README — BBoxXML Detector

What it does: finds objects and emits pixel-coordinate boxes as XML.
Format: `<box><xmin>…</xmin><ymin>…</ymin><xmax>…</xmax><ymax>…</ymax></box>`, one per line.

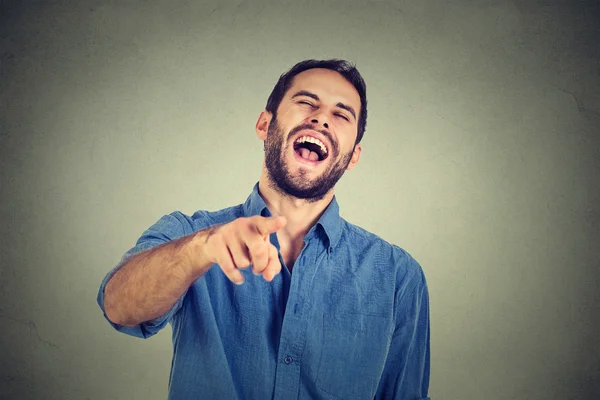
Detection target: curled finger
<box><xmin>262</xmin><ymin>244</ymin><xmax>282</xmax><ymax>282</ymax></box>
<box><xmin>216</xmin><ymin>244</ymin><xmax>245</xmax><ymax>285</ymax></box>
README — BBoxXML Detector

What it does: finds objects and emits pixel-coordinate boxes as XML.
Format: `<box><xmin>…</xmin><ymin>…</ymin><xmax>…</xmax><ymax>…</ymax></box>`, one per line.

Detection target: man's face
<box><xmin>263</xmin><ymin>68</ymin><xmax>362</xmax><ymax>203</ymax></box>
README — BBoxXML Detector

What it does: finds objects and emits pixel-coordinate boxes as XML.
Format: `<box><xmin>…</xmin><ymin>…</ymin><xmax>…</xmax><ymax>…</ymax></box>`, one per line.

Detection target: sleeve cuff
<box><xmin>97</xmin><ymin>254</ymin><xmax>184</xmax><ymax>339</ymax></box>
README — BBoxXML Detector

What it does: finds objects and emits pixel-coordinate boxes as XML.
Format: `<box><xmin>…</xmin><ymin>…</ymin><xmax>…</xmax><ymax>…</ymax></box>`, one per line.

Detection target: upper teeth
<box><xmin>295</xmin><ymin>136</ymin><xmax>327</xmax><ymax>155</ymax></box>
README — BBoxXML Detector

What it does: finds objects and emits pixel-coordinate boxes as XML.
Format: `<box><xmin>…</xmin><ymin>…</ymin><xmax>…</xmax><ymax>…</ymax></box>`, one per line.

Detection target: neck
<box><xmin>258</xmin><ymin>167</ymin><xmax>334</xmax><ymax>243</ymax></box>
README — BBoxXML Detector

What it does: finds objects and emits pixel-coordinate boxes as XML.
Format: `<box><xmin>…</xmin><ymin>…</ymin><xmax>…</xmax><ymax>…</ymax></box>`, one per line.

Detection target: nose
<box><xmin>311</xmin><ymin>117</ymin><xmax>329</xmax><ymax>130</ymax></box>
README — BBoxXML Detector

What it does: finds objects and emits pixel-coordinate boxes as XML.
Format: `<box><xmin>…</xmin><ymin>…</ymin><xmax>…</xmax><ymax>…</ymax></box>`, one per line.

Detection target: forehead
<box><xmin>286</xmin><ymin>68</ymin><xmax>361</xmax><ymax>111</ymax></box>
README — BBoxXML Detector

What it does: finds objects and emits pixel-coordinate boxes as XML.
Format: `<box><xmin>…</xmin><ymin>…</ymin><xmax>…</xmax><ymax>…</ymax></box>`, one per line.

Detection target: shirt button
<box><xmin>283</xmin><ymin>356</ymin><xmax>293</xmax><ymax>364</ymax></box>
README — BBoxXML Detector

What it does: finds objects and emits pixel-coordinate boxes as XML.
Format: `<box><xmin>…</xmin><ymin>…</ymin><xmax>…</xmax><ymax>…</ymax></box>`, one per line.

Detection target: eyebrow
<box><xmin>291</xmin><ymin>90</ymin><xmax>357</xmax><ymax>121</ymax></box>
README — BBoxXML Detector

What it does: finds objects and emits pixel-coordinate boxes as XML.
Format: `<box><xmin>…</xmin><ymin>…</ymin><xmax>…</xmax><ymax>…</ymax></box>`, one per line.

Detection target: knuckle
<box><xmin>252</xmin><ymin>249</ymin><xmax>267</xmax><ymax>260</ymax></box>
<box><xmin>234</xmin><ymin>256</ymin><xmax>250</xmax><ymax>268</ymax></box>
<box><xmin>248</xmin><ymin>242</ymin><xmax>265</xmax><ymax>256</ymax></box>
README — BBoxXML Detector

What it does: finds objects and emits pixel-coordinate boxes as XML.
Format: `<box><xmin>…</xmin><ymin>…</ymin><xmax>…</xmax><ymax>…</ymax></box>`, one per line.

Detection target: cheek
<box><xmin>343</xmin><ymin>142</ymin><xmax>358</xmax><ymax>159</ymax></box>
<box><xmin>288</xmin><ymin>109</ymin><xmax>313</xmax><ymax>125</ymax></box>
<box><xmin>338</xmin><ymin>130</ymin><xmax>357</xmax><ymax>150</ymax></box>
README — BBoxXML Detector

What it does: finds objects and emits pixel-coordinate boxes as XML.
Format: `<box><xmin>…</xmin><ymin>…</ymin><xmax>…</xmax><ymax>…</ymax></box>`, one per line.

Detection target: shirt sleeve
<box><xmin>375</xmin><ymin>254</ymin><xmax>431</xmax><ymax>400</ymax></box>
<box><xmin>96</xmin><ymin>211</ymin><xmax>192</xmax><ymax>339</ymax></box>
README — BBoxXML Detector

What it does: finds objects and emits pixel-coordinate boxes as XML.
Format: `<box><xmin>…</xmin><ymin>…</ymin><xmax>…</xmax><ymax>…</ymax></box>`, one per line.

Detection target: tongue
<box><xmin>300</xmin><ymin>147</ymin><xmax>319</xmax><ymax>162</ymax></box>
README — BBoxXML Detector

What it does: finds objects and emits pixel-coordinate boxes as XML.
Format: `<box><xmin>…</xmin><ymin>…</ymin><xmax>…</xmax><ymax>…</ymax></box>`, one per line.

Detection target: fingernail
<box><xmin>234</xmin><ymin>278</ymin><xmax>245</xmax><ymax>285</ymax></box>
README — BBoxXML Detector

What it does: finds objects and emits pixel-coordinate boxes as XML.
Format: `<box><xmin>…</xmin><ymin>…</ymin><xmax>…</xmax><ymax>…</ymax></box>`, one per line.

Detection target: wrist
<box><xmin>186</xmin><ymin>229</ymin><xmax>216</xmax><ymax>278</ymax></box>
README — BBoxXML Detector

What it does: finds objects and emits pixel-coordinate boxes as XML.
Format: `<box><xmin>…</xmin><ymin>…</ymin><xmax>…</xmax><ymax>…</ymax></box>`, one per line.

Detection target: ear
<box><xmin>345</xmin><ymin>143</ymin><xmax>362</xmax><ymax>171</ymax></box>
<box><xmin>256</xmin><ymin>110</ymin><xmax>272</xmax><ymax>141</ymax></box>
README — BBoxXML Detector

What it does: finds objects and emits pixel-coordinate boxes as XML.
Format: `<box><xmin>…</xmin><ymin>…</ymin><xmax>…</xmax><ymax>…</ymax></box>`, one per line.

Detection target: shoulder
<box><xmin>340</xmin><ymin>219</ymin><xmax>426</xmax><ymax>285</ymax></box>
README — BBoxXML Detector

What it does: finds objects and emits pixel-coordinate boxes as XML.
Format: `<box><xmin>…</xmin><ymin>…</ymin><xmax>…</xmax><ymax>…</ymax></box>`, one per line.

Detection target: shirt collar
<box><xmin>243</xmin><ymin>182</ymin><xmax>343</xmax><ymax>252</ymax></box>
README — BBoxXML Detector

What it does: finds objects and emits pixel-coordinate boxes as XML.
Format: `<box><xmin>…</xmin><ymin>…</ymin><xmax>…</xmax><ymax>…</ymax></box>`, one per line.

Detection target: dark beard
<box><xmin>264</xmin><ymin>117</ymin><xmax>354</xmax><ymax>203</ymax></box>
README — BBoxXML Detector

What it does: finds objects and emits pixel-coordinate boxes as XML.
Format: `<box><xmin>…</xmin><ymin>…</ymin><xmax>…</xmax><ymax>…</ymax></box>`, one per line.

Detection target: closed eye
<box><xmin>298</xmin><ymin>100</ymin><xmax>349</xmax><ymax>121</ymax></box>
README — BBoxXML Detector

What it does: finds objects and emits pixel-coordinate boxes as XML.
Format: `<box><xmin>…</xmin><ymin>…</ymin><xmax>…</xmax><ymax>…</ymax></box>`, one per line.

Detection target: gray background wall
<box><xmin>1</xmin><ymin>0</ymin><xmax>599</xmax><ymax>399</ymax></box>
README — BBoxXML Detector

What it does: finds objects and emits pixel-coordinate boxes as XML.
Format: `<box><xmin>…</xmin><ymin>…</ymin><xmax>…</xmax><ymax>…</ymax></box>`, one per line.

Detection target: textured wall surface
<box><xmin>1</xmin><ymin>1</ymin><xmax>599</xmax><ymax>399</ymax></box>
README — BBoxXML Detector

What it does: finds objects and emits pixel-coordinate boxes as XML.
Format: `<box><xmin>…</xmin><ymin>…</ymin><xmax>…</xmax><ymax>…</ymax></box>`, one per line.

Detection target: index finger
<box><xmin>252</xmin><ymin>215</ymin><xmax>287</xmax><ymax>236</ymax></box>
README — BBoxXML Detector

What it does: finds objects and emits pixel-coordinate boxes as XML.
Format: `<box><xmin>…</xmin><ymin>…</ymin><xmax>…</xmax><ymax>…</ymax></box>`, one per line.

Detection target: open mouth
<box><xmin>293</xmin><ymin>136</ymin><xmax>329</xmax><ymax>163</ymax></box>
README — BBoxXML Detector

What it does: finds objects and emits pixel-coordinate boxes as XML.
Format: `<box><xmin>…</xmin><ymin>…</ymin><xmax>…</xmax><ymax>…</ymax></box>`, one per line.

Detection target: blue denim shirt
<box><xmin>97</xmin><ymin>183</ymin><xmax>430</xmax><ymax>400</ymax></box>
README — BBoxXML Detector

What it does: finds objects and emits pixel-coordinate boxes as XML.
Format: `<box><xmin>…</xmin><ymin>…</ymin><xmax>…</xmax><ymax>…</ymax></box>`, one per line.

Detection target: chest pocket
<box><xmin>316</xmin><ymin>313</ymin><xmax>391</xmax><ymax>399</ymax></box>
